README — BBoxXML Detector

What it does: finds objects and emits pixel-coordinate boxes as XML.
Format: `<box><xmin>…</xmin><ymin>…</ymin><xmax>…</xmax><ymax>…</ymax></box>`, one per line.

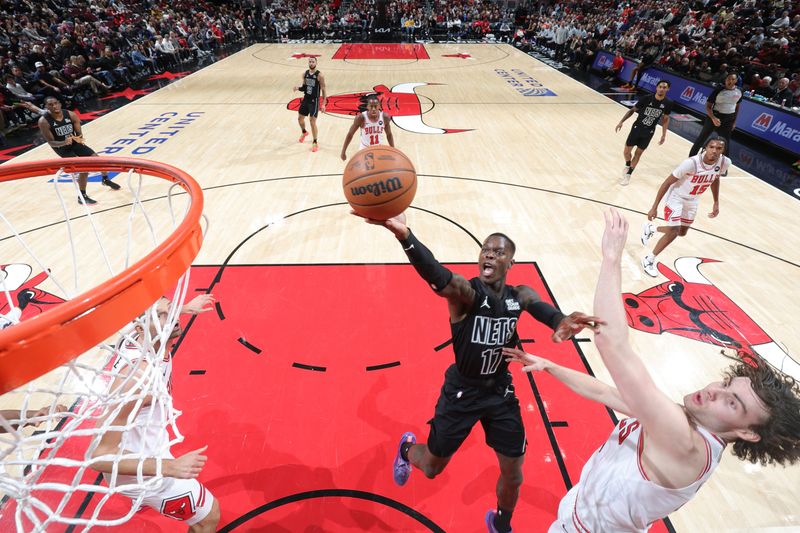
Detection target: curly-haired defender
<box><xmin>505</xmin><ymin>209</ymin><xmax>800</xmax><ymax>533</ymax></box>
<box><xmin>721</xmin><ymin>352</ymin><xmax>800</xmax><ymax>466</ymax></box>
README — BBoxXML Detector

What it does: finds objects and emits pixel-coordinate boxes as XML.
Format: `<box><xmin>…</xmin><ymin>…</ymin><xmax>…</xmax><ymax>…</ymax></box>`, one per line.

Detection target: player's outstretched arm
<box><xmin>593</xmin><ymin>209</ymin><xmax>695</xmax><ymax>452</ymax></box>
<box><xmin>503</xmin><ymin>347</ymin><xmax>631</xmax><ymax>415</ymax></box>
<box><xmin>354</xmin><ymin>211</ymin><xmax>475</xmax><ymax>316</ymax></box>
<box><xmin>384</xmin><ymin>112</ymin><xmax>395</xmax><ymax>147</ymax></box>
<box><xmin>517</xmin><ymin>285</ymin><xmax>602</xmax><ymax>343</ymax></box>
<box><xmin>341</xmin><ymin>115</ymin><xmax>363</xmax><ymax>161</ymax></box>
<box><xmin>182</xmin><ymin>294</ymin><xmax>216</xmax><ymax>315</ymax></box>
<box><xmin>0</xmin><ymin>405</ymin><xmax>67</xmax><ymax>433</ymax></box>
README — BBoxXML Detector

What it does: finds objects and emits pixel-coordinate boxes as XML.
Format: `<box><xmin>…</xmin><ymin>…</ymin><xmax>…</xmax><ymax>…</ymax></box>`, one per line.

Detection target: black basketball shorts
<box><xmin>52</xmin><ymin>143</ymin><xmax>96</xmax><ymax>158</ymax></box>
<box><xmin>298</xmin><ymin>97</ymin><xmax>319</xmax><ymax>117</ymax></box>
<box><xmin>426</xmin><ymin>364</ymin><xmax>527</xmax><ymax>458</ymax></box>
<box><xmin>625</xmin><ymin>125</ymin><xmax>655</xmax><ymax>150</ymax></box>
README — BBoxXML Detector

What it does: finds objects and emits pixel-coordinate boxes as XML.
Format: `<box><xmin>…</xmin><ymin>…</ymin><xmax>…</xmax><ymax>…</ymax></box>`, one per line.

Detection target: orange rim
<box><xmin>0</xmin><ymin>157</ymin><xmax>203</xmax><ymax>394</ymax></box>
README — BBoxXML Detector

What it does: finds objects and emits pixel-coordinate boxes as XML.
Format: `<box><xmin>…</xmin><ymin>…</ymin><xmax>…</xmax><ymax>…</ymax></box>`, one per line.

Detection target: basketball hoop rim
<box><xmin>0</xmin><ymin>157</ymin><xmax>204</xmax><ymax>395</ymax></box>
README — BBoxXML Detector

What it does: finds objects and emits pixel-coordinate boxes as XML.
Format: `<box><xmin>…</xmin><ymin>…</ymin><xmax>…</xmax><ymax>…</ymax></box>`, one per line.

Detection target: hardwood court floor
<box><xmin>1</xmin><ymin>43</ymin><xmax>799</xmax><ymax>532</ymax></box>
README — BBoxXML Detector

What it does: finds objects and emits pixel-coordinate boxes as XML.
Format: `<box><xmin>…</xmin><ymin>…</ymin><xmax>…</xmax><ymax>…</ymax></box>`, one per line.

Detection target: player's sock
<box><xmin>400</xmin><ymin>441</ymin><xmax>412</xmax><ymax>461</ymax></box>
<box><xmin>313</xmin><ymin>139</ymin><xmax>318</xmax><ymax>143</ymax></box>
<box><xmin>302</xmin><ymin>128</ymin><xmax>307</xmax><ymax>134</ymax></box>
<box><xmin>625</xmin><ymin>160</ymin><xmax>631</xmax><ymax>167</ymax></box>
<box><xmin>627</xmin><ymin>166</ymin><xmax>634</xmax><ymax>175</ymax></box>
<box><xmin>493</xmin><ymin>507</ymin><xmax>512</xmax><ymax>533</ymax></box>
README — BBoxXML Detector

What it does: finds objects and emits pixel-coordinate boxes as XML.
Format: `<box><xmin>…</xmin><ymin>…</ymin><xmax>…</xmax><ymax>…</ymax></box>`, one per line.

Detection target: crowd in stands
<box><xmin>1</xmin><ymin>0</ymin><xmax>250</xmax><ymax>144</ymax></box>
<box><xmin>4</xmin><ymin>0</ymin><xmax>799</xmax><ymax>146</ymax></box>
<box><xmin>517</xmin><ymin>0</ymin><xmax>800</xmax><ymax>108</ymax></box>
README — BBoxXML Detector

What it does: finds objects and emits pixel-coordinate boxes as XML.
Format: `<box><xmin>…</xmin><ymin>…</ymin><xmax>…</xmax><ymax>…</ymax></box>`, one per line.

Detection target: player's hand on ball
<box><xmin>503</xmin><ymin>347</ymin><xmax>551</xmax><ymax>372</ymax></box>
<box><xmin>351</xmin><ymin>210</ymin><xmax>408</xmax><ymax>237</ymax></box>
<box><xmin>167</xmin><ymin>446</ymin><xmax>208</xmax><ymax>479</ymax></box>
<box><xmin>552</xmin><ymin>312</ymin><xmax>605</xmax><ymax>343</ymax></box>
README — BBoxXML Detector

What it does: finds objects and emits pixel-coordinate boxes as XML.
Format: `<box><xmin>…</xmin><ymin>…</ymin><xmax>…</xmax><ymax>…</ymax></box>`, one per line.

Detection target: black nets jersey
<box><xmin>632</xmin><ymin>95</ymin><xmax>673</xmax><ymax>132</ymax></box>
<box><xmin>303</xmin><ymin>70</ymin><xmax>321</xmax><ymax>100</ymax></box>
<box><xmin>450</xmin><ymin>278</ymin><xmax>523</xmax><ymax>379</ymax></box>
<box><xmin>45</xmin><ymin>112</ymin><xmax>75</xmax><ymax>141</ymax></box>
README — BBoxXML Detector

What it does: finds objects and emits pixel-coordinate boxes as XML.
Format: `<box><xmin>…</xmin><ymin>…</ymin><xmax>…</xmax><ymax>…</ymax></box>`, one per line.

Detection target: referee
<box><xmin>689</xmin><ymin>72</ymin><xmax>741</xmax><ymax>156</ymax></box>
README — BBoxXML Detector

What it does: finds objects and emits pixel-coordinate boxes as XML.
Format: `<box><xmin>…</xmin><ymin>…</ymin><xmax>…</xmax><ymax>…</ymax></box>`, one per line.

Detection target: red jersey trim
<box><xmin>572</xmin><ymin>493</ymin><xmax>592</xmax><ymax>533</ymax></box>
<box><xmin>636</xmin><ymin>430</ymin><xmax>650</xmax><ymax>481</ymax></box>
<box><xmin>638</xmin><ymin>429</ymin><xmax>715</xmax><ymax>484</ymax></box>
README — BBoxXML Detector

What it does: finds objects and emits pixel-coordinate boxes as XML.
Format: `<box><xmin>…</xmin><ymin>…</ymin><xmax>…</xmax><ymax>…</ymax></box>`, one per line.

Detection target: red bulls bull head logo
<box><xmin>288</xmin><ymin>83</ymin><xmax>471</xmax><ymax>134</ymax></box>
<box><xmin>0</xmin><ymin>264</ymin><xmax>65</xmax><ymax>325</ymax></box>
<box><xmin>623</xmin><ymin>257</ymin><xmax>799</xmax><ymax>380</ymax></box>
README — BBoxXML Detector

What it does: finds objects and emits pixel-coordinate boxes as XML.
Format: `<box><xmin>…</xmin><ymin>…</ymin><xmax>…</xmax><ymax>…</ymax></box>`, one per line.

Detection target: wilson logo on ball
<box><xmin>343</xmin><ymin>145</ymin><xmax>417</xmax><ymax>220</ymax></box>
<box><xmin>349</xmin><ymin>177</ymin><xmax>404</xmax><ymax>197</ymax></box>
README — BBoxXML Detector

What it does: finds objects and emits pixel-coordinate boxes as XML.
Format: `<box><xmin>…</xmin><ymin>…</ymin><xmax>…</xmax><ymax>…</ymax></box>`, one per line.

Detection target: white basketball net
<box><xmin>0</xmin><ymin>167</ymin><xmax>200</xmax><ymax>531</ymax></box>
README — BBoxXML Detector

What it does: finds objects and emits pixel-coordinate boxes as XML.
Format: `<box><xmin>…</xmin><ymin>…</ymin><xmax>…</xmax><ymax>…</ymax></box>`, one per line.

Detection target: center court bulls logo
<box><xmin>288</xmin><ymin>82</ymin><xmax>471</xmax><ymax>135</ymax></box>
<box><xmin>0</xmin><ymin>264</ymin><xmax>65</xmax><ymax>322</ymax></box>
<box><xmin>623</xmin><ymin>257</ymin><xmax>799</xmax><ymax>379</ymax></box>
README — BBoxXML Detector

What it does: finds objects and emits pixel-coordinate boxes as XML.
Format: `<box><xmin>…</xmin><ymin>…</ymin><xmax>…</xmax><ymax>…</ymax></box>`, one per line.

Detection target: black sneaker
<box><xmin>78</xmin><ymin>194</ymin><xmax>97</xmax><ymax>205</ymax></box>
<box><xmin>102</xmin><ymin>177</ymin><xmax>121</xmax><ymax>190</ymax></box>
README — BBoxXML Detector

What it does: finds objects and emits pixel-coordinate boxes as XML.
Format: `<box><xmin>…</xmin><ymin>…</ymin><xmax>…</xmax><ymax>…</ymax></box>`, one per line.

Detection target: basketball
<box><xmin>343</xmin><ymin>145</ymin><xmax>417</xmax><ymax>220</ymax></box>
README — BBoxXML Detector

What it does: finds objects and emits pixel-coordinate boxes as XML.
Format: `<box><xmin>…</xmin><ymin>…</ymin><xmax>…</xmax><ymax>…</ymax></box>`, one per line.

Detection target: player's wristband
<box><xmin>399</xmin><ymin>229</ymin><xmax>453</xmax><ymax>292</ymax></box>
<box><xmin>526</xmin><ymin>301</ymin><xmax>565</xmax><ymax>331</ymax></box>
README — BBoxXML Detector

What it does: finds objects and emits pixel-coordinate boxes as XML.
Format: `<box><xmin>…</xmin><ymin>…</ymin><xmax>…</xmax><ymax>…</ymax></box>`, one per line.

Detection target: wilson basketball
<box><xmin>343</xmin><ymin>145</ymin><xmax>417</xmax><ymax>220</ymax></box>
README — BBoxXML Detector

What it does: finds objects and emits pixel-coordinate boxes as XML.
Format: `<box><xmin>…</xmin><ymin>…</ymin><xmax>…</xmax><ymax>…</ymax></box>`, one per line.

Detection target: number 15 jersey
<box><xmin>450</xmin><ymin>278</ymin><xmax>523</xmax><ymax>379</ymax></box>
<box><xmin>669</xmin><ymin>154</ymin><xmax>730</xmax><ymax>200</ymax></box>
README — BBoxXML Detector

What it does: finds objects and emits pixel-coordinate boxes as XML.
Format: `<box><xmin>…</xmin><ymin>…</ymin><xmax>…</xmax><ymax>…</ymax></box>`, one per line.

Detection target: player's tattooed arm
<box><xmin>518</xmin><ymin>285</ymin><xmax>602</xmax><ymax>342</ymax></box>
<box><xmin>440</xmin><ymin>273</ymin><xmax>476</xmax><ymax>321</ymax></box>
<box><xmin>355</xmin><ymin>210</ymin><xmax>474</xmax><ymax>316</ymax></box>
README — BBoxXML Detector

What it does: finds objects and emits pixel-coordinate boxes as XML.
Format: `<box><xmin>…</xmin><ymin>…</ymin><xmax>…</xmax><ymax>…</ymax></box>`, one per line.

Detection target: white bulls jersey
<box><xmin>359</xmin><ymin>111</ymin><xmax>386</xmax><ymax>149</ymax></box>
<box><xmin>668</xmin><ymin>154</ymin><xmax>730</xmax><ymax>200</ymax></box>
<box><xmin>107</xmin><ymin>340</ymin><xmax>175</xmax><ymax>491</ymax></box>
<box><xmin>551</xmin><ymin>418</ymin><xmax>725</xmax><ymax>533</ymax></box>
